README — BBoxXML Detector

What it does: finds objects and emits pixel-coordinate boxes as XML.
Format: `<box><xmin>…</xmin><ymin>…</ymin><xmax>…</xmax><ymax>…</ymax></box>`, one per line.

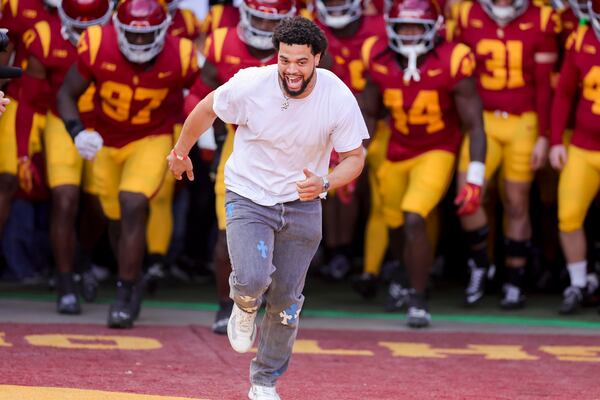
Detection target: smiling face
<box><xmin>277</xmin><ymin>42</ymin><xmax>321</xmax><ymax>98</ymax></box>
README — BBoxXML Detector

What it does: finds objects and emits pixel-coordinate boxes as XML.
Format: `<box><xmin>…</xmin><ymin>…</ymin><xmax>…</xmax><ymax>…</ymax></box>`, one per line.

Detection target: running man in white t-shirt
<box><xmin>167</xmin><ymin>16</ymin><xmax>367</xmax><ymax>400</ymax></box>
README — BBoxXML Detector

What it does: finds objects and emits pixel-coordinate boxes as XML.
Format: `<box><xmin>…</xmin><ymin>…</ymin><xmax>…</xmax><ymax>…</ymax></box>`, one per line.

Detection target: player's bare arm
<box><xmin>453</xmin><ymin>76</ymin><xmax>487</xmax><ymax>216</ymax></box>
<box><xmin>358</xmin><ymin>77</ymin><xmax>382</xmax><ymax>143</ymax></box>
<box><xmin>168</xmin><ymin>91</ymin><xmax>218</xmax><ymax>181</ymax></box>
<box><xmin>57</xmin><ymin>64</ymin><xmax>92</xmax><ymax>136</ymax></box>
<box><xmin>297</xmin><ymin>145</ymin><xmax>366</xmax><ymax>201</ymax></box>
<box><xmin>453</xmin><ymin>76</ymin><xmax>486</xmax><ymax>165</ymax></box>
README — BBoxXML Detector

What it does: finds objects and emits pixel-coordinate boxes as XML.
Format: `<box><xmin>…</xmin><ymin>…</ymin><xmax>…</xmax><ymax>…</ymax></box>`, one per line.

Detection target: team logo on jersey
<box><xmin>519</xmin><ymin>22</ymin><xmax>534</xmax><ymax>31</ymax></box>
<box><xmin>470</xmin><ymin>19</ymin><xmax>483</xmax><ymax>28</ymax></box>
<box><xmin>158</xmin><ymin>71</ymin><xmax>172</xmax><ymax>78</ymax></box>
<box><xmin>101</xmin><ymin>62</ymin><xmax>116</xmax><ymax>71</ymax></box>
<box><xmin>583</xmin><ymin>45</ymin><xmax>597</xmax><ymax>54</ymax></box>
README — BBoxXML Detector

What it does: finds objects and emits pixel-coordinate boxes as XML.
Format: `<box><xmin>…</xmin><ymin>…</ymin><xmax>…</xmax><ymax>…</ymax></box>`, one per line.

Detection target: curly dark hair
<box><xmin>272</xmin><ymin>16</ymin><xmax>328</xmax><ymax>56</ymax></box>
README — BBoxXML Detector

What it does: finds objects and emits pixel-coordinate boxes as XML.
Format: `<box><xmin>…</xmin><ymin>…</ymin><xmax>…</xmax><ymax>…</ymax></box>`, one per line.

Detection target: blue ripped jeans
<box><xmin>225</xmin><ymin>190</ymin><xmax>322</xmax><ymax>387</ymax></box>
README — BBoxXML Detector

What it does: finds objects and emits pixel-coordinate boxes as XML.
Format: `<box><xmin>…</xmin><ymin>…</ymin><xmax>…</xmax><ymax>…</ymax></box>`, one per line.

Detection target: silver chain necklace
<box><xmin>281</xmin><ymin>95</ymin><xmax>290</xmax><ymax>111</ymax></box>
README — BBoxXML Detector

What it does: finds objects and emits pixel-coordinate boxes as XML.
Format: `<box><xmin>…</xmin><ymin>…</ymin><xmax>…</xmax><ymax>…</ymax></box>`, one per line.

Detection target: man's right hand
<box><xmin>167</xmin><ymin>149</ymin><xmax>194</xmax><ymax>181</ymax></box>
<box><xmin>549</xmin><ymin>144</ymin><xmax>568</xmax><ymax>171</ymax></box>
<box><xmin>74</xmin><ymin>130</ymin><xmax>103</xmax><ymax>160</ymax></box>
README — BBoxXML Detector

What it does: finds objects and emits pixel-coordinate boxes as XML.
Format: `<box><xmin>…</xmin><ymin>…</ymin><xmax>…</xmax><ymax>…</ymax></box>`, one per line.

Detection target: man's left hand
<box><xmin>530</xmin><ymin>137</ymin><xmax>549</xmax><ymax>170</ymax></box>
<box><xmin>296</xmin><ymin>168</ymin><xmax>323</xmax><ymax>201</ymax></box>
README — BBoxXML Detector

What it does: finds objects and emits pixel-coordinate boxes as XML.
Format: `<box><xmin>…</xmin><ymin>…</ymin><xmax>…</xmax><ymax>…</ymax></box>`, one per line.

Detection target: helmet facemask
<box><xmin>569</xmin><ymin>0</ymin><xmax>589</xmax><ymax>20</ymax></box>
<box><xmin>479</xmin><ymin>0</ymin><xmax>529</xmax><ymax>25</ymax></box>
<box><xmin>59</xmin><ymin>1</ymin><xmax>114</xmax><ymax>46</ymax></box>
<box><xmin>238</xmin><ymin>1</ymin><xmax>295</xmax><ymax>50</ymax></box>
<box><xmin>315</xmin><ymin>0</ymin><xmax>362</xmax><ymax>29</ymax></box>
<box><xmin>113</xmin><ymin>12</ymin><xmax>172</xmax><ymax>63</ymax></box>
<box><xmin>386</xmin><ymin>17</ymin><xmax>442</xmax><ymax>81</ymax></box>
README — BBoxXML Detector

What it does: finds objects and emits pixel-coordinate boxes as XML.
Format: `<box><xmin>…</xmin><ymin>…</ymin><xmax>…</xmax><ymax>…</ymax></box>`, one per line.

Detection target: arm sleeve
<box><xmin>212</xmin><ymin>68</ymin><xmax>250</xmax><ymax>125</ymax></box>
<box><xmin>550</xmin><ymin>41</ymin><xmax>579</xmax><ymax>146</ymax></box>
<box><xmin>330</xmin><ymin>92</ymin><xmax>370</xmax><ymax>153</ymax></box>
<box><xmin>534</xmin><ymin>10</ymin><xmax>560</xmax><ymax>139</ymax></box>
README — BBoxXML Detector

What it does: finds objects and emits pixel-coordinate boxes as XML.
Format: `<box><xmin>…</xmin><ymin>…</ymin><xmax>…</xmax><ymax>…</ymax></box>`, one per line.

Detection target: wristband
<box><xmin>65</xmin><ymin>119</ymin><xmax>85</xmax><ymax>140</ymax></box>
<box><xmin>466</xmin><ymin>161</ymin><xmax>485</xmax><ymax>186</ymax></box>
<box><xmin>321</xmin><ymin>175</ymin><xmax>330</xmax><ymax>193</ymax></box>
<box><xmin>171</xmin><ymin>149</ymin><xmax>188</xmax><ymax>161</ymax></box>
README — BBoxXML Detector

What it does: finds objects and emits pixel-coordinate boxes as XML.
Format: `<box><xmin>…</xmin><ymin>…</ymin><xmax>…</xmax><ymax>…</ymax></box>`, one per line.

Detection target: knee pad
<box><xmin>466</xmin><ymin>226</ymin><xmax>489</xmax><ymax>248</ymax></box>
<box><xmin>504</xmin><ymin>239</ymin><xmax>530</xmax><ymax>259</ymax></box>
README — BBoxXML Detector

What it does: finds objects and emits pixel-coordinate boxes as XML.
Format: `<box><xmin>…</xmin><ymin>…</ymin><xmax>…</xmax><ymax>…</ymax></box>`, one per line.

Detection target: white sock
<box><xmin>567</xmin><ymin>261</ymin><xmax>587</xmax><ymax>288</ymax></box>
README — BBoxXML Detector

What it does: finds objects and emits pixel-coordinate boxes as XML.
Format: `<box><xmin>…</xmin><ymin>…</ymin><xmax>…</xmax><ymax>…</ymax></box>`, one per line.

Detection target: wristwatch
<box><xmin>321</xmin><ymin>175</ymin><xmax>330</xmax><ymax>193</ymax></box>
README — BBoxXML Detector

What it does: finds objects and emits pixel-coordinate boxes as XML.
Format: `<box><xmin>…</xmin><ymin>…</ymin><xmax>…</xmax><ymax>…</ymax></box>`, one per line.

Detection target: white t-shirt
<box><xmin>213</xmin><ymin>64</ymin><xmax>369</xmax><ymax>206</ymax></box>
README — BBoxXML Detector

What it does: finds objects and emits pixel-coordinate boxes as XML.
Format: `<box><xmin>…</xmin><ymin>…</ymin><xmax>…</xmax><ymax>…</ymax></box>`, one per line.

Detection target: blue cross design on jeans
<box><xmin>280</xmin><ymin>304</ymin><xmax>300</xmax><ymax>326</ymax></box>
<box><xmin>225</xmin><ymin>203</ymin><xmax>235</xmax><ymax>218</ymax></box>
<box><xmin>257</xmin><ymin>240</ymin><xmax>268</xmax><ymax>259</ymax></box>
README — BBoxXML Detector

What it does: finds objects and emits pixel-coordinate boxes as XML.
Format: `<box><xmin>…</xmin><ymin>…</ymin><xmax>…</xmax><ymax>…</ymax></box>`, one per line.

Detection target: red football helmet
<box><xmin>590</xmin><ymin>0</ymin><xmax>600</xmax><ymax>40</ymax></box>
<box><xmin>385</xmin><ymin>0</ymin><xmax>442</xmax><ymax>55</ymax></box>
<box><xmin>113</xmin><ymin>0</ymin><xmax>172</xmax><ymax>63</ymax></box>
<box><xmin>478</xmin><ymin>0</ymin><xmax>529</xmax><ymax>25</ymax></box>
<box><xmin>315</xmin><ymin>0</ymin><xmax>363</xmax><ymax>29</ymax></box>
<box><xmin>238</xmin><ymin>0</ymin><xmax>296</xmax><ymax>50</ymax></box>
<box><xmin>59</xmin><ymin>0</ymin><xmax>114</xmax><ymax>45</ymax></box>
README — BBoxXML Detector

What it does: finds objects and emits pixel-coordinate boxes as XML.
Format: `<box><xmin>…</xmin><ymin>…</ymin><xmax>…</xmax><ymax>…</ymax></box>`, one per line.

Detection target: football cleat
<box><xmin>406</xmin><ymin>291</ymin><xmax>431</xmax><ymax>328</ymax></box>
<box><xmin>464</xmin><ymin>259</ymin><xmax>487</xmax><ymax>306</ymax></box>
<box><xmin>107</xmin><ymin>301</ymin><xmax>134</xmax><ymax>329</ymax></box>
<box><xmin>57</xmin><ymin>293</ymin><xmax>81</xmax><ymax>315</ymax></box>
<box><xmin>351</xmin><ymin>272</ymin><xmax>378</xmax><ymax>299</ymax></box>
<box><xmin>559</xmin><ymin>286</ymin><xmax>583</xmax><ymax>315</ymax></box>
<box><xmin>384</xmin><ymin>281</ymin><xmax>409</xmax><ymax>312</ymax></box>
<box><xmin>80</xmin><ymin>270</ymin><xmax>98</xmax><ymax>303</ymax></box>
<box><xmin>500</xmin><ymin>284</ymin><xmax>526</xmax><ymax>310</ymax></box>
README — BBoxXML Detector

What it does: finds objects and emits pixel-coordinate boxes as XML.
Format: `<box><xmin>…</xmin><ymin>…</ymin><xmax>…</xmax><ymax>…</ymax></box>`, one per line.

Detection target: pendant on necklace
<box><xmin>281</xmin><ymin>97</ymin><xmax>289</xmax><ymax>111</ymax></box>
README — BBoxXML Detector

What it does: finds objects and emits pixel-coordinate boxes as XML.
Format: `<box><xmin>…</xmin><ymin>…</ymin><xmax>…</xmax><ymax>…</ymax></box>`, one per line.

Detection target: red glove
<box><xmin>454</xmin><ymin>182</ymin><xmax>482</xmax><ymax>216</ymax></box>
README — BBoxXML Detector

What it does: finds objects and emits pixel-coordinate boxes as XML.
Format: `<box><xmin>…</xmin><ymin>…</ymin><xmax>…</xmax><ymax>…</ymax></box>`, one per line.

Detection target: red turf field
<box><xmin>1</xmin><ymin>323</ymin><xmax>599</xmax><ymax>399</ymax></box>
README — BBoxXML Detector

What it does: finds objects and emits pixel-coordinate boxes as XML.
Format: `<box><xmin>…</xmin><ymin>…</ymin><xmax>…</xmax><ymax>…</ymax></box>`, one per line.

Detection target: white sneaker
<box><xmin>227</xmin><ymin>303</ymin><xmax>257</xmax><ymax>353</ymax></box>
<box><xmin>248</xmin><ymin>385</ymin><xmax>280</xmax><ymax>400</ymax></box>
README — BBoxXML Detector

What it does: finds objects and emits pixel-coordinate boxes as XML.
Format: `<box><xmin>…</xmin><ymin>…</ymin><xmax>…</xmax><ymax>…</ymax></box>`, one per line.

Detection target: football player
<box><xmin>313</xmin><ymin>0</ymin><xmax>389</xmax><ymax>293</ymax></box>
<box><xmin>164</xmin><ymin>0</ymin><xmax>202</xmax><ymax>42</ymax></box>
<box><xmin>57</xmin><ymin>0</ymin><xmax>198</xmax><ymax>328</ymax></box>
<box><xmin>192</xmin><ymin>0</ymin><xmax>295</xmax><ymax>334</ymax></box>
<box><xmin>361</xmin><ymin>0</ymin><xmax>486</xmax><ymax>327</ymax></box>
<box><xmin>548</xmin><ymin>3</ymin><xmax>600</xmax><ymax>313</ymax></box>
<box><xmin>455</xmin><ymin>0</ymin><xmax>559</xmax><ymax>308</ymax></box>
<box><xmin>0</xmin><ymin>0</ymin><xmax>54</xmax><ymax>238</ymax></box>
<box><xmin>19</xmin><ymin>0</ymin><xmax>112</xmax><ymax>314</ymax></box>
<box><xmin>201</xmin><ymin>0</ymin><xmax>241</xmax><ymax>36</ymax></box>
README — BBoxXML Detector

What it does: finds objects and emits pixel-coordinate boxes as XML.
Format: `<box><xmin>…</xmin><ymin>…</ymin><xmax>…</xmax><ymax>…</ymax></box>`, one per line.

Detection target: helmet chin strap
<box><xmin>399</xmin><ymin>44</ymin><xmax>426</xmax><ymax>82</ymax></box>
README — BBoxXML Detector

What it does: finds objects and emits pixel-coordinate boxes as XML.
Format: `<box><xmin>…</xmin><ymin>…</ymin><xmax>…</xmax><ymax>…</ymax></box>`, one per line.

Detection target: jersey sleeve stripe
<box><xmin>361</xmin><ymin>35</ymin><xmax>378</xmax><ymax>69</ymax></box>
<box><xmin>8</xmin><ymin>0</ymin><xmax>18</xmax><ymax>18</ymax></box>
<box><xmin>179</xmin><ymin>38</ymin><xmax>193</xmax><ymax>77</ymax></box>
<box><xmin>540</xmin><ymin>6</ymin><xmax>553</xmax><ymax>32</ymax></box>
<box><xmin>87</xmin><ymin>25</ymin><xmax>102</xmax><ymax>66</ymax></box>
<box><xmin>459</xmin><ymin>2</ymin><xmax>473</xmax><ymax>31</ymax></box>
<box><xmin>212</xmin><ymin>27</ymin><xmax>228</xmax><ymax>64</ymax></box>
<box><xmin>182</xmin><ymin>10</ymin><xmax>197</xmax><ymax>35</ymax></box>
<box><xmin>34</xmin><ymin>21</ymin><xmax>51</xmax><ymax>59</ymax></box>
